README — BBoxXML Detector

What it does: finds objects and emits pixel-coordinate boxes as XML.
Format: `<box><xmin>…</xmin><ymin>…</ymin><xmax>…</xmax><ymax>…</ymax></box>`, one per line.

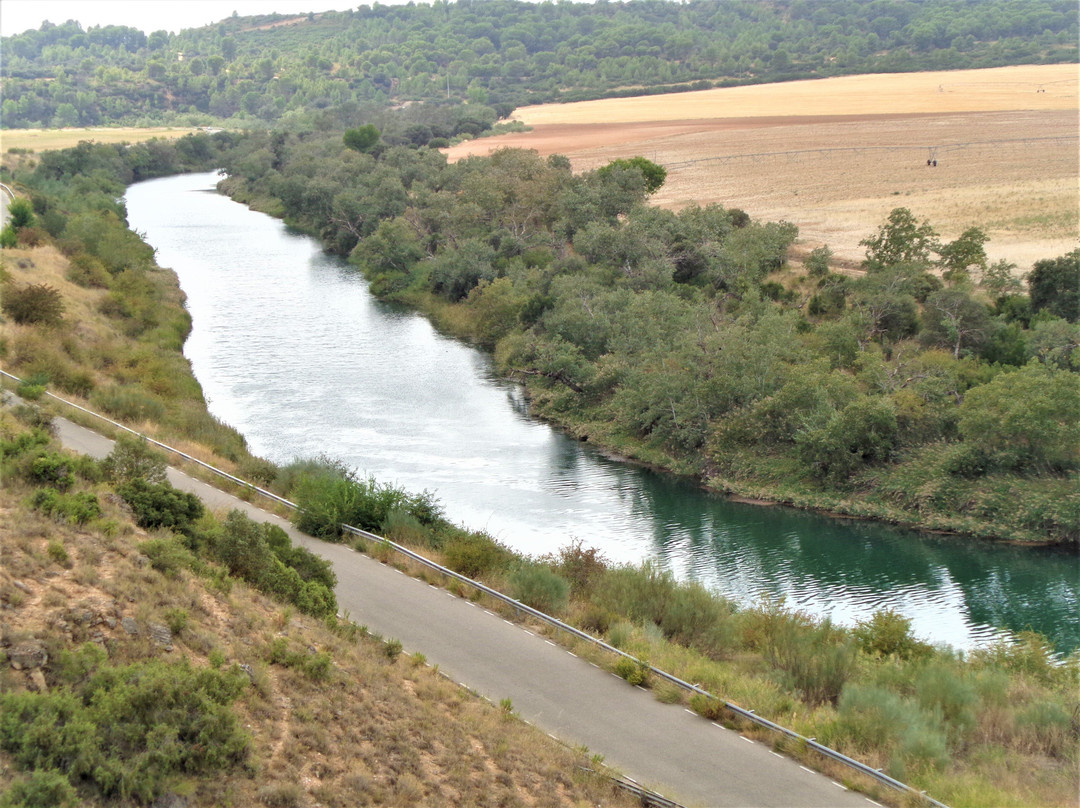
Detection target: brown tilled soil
<box><xmin>449</xmin><ymin>65</ymin><xmax>1079</xmax><ymax>272</ymax></box>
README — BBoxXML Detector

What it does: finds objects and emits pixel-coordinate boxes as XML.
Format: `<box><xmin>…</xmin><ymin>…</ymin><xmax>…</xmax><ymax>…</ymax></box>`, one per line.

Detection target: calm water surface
<box><xmin>125</xmin><ymin>172</ymin><xmax>1079</xmax><ymax>654</ymax></box>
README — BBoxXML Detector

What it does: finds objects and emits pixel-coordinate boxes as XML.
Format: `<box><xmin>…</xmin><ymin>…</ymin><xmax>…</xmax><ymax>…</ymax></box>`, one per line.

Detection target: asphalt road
<box><xmin>53</xmin><ymin>414</ymin><xmax>876</xmax><ymax>808</ymax></box>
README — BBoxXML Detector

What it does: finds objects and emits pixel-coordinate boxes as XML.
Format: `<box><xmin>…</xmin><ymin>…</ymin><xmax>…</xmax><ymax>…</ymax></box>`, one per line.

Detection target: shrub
<box><xmin>0</xmin><ymin>769</ymin><xmax>78</xmax><ymax>808</ymax></box>
<box><xmin>30</xmin><ymin>489</ymin><xmax>101</xmax><ymax>525</ymax></box>
<box><xmin>384</xmin><ymin>638</ymin><xmax>403</xmax><ymax>661</ymax></box>
<box><xmin>509</xmin><ymin>564</ymin><xmax>570</xmax><ymax>615</ymax></box>
<box><xmin>118</xmin><ymin>478</ymin><xmax>203</xmax><ymax>535</ymax></box>
<box><xmin>90</xmin><ymin>386</ymin><xmax>166</xmax><ymax>423</ymax></box>
<box><xmin>914</xmin><ymin>664</ymin><xmax>977</xmax><ymax>738</ymax></box>
<box><xmin>28</xmin><ymin>452</ymin><xmax>75</xmax><ymax>490</ymax></box>
<box><xmin>46</xmin><ymin>541</ymin><xmax>71</xmax><ymax>567</ymax></box>
<box><xmin>613</xmin><ymin>656</ymin><xmax>650</xmax><ymax>686</ymax></box>
<box><xmin>137</xmin><ymin>537</ymin><xmax>197</xmax><ymax>579</ymax></box>
<box><xmin>659</xmin><ymin>582</ymin><xmax>735</xmax><ymax>659</ymax></box>
<box><xmin>892</xmin><ymin>719</ymin><xmax>950</xmax><ymax>777</ymax></box>
<box><xmin>1</xmin><ymin>283</ymin><xmax>64</xmax><ymax>325</ymax></box>
<box><xmin>102</xmin><ymin>434</ymin><xmax>168</xmax><ymax>485</ymax></box>
<box><xmin>1015</xmin><ymin>700</ymin><xmax>1073</xmax><ymax>757</ymax></box>
<box><xmin>853</xmin><ymin>609</ymin><xmax>930</xmax><ymax>660</ymax></box>
<box><xmin>764</xmin><ymin>618</ymin><xmax>856</xmax><ymax>706</ymax></box>
<box><xmin>0</xmin><ymin>656</ymin><xmax>249</xmax><ymax>804</ymax></box>
<box><xmin>163</xmin><ymin>608</ymin><xmax>188</xmax><ymax>635</ymax></box>
<box><xmin>442</xmin><ymin>531</ymin><xmax>512</xmax><ymax>579</ymax></box>
<box><xmin>551</xmin><ymin>539</ymin><xmax>608</xmax><ymax>597</ymax></box>
<box><xmin>835</xmin><ymin>684</ymin><xmax>910</xmax><ymax>751</ymax></box>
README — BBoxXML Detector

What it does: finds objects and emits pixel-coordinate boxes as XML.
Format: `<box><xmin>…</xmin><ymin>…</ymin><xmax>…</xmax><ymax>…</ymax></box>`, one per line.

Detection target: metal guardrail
<box><xmin>4</xmin><ymin>371</ymin><xmax>948</xmax><ymax>808</ymax></box>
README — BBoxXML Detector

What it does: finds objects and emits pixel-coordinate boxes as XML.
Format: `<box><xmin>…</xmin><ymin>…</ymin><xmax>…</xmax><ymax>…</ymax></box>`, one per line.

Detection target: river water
<box><xmin>125</xmin><ymin>172</ymin><xmax>1078</xmax><ymax>654</ymax></box>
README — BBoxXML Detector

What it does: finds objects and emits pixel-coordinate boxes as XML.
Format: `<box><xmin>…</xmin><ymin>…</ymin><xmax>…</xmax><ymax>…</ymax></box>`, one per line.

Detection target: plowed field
<box><xmin>448</xmin><ymin>65</ymin><xmax>1079</xmax><ymax>271</ymax></box>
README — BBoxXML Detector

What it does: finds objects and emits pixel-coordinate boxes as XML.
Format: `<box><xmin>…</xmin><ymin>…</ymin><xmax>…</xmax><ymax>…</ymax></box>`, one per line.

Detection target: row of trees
<box><xmin>3</xmin><ymin>0</ymin><xmax>1076</xmax><ymax>127</ymax></box>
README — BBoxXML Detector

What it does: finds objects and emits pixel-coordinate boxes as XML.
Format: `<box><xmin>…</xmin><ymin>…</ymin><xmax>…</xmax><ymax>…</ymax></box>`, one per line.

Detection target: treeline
<box><xmin>216</xmin><ymin>130</ymin><xmax>1079</xmax><ymax>544</ymax></box>
<box><xmin>3</xmin><ymin>0</ymin><xmax>1077</xmax><ymax>127</ymax></box>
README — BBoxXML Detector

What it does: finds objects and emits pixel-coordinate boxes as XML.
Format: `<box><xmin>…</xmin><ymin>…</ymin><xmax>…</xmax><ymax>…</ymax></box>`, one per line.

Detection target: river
<box><xmin>124</xmin><ymin>171</ymin><xmax>1078</xmax><ymax>654</ymax></box>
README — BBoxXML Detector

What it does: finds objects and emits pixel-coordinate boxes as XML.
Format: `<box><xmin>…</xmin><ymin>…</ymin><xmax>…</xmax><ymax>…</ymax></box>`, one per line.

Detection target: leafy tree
<box><xmin>797</xmin><ymin>396</ymin><xmax>898</xmax><ymax>481</ymax></box>
<box><xmin>958</xmin><ymin>362</ymin><xmax>1080</xmax><ymax>472</ymax></box>
<box><xmin>937</xmin><ymin>227</ymin><xmax>988</xmax><ymax>285</ymax></box>
<box><xmin>7</xmin><ymin>198</ymin><xmax>35</xmax><ymax>230</ymax></box>
<box><xmin>596</xmin><ymin>156</ymin><xmax>667</xmax><ymax>194</ymax></box>
<box><xmin>860</xmin><ymin>208</ymin><xmax>939</xmax><ymax>271</ymax></box>
<box><xmin>1027</xmin><ymin>249</ymin><xmax>1079</xmax><ymax>322</ymax></box>
<box><xmin>101</xmin><ymin>434</ymin><xmax>168</xmax><ymax>485</ymax></box>
<box><xmin>343</xmin><ymin>124</ymin><xmax>381</xmax><ymax>153</ymax></box>
<box><xmin>920</xmin><ymin>288</ymin><xmax>992</xmax><ymax>358</ymax></box>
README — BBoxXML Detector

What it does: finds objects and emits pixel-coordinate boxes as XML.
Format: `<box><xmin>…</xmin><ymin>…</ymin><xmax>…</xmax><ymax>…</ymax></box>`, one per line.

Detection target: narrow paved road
<box><xmin>54</xmin><ymin>414</ymin><xmax>876</xmax><ymax>808</ymax></box>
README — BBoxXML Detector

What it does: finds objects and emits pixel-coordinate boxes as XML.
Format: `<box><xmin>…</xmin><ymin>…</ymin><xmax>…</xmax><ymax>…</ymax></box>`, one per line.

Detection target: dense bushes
<box><xmin>285</xmin><ymin>457</ymin><xmax>442</xmax><ymax>539</ymax></box>
<box><xmin>0</xmin><ymin>649</ymin><xmax>250</xmax><ymax>804</ymax></box>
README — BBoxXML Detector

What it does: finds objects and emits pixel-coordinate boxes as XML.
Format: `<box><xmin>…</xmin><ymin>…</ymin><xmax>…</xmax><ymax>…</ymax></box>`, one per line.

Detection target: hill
<box><xmin>1</xmin><ymin>0</ymin><xmax>1076</xmax><ymax>129</ymax></box>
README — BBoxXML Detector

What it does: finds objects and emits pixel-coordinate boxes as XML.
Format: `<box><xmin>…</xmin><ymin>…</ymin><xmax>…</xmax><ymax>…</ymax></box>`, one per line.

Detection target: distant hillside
<box><xmin>2</xmin><ymin>0</ymin><xmax>1076</xmax><ymax>129</ymax></box>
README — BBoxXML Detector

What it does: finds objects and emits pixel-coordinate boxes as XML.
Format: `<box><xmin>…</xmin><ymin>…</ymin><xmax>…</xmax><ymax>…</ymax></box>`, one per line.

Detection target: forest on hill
<box><xmin>2</xmin><ymin>0</ymin><xmax>1077</xmax><ymax>129</ymax></box>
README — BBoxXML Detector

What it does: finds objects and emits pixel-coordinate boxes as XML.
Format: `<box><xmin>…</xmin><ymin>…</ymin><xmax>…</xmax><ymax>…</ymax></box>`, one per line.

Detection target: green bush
<box><xmin>0</xmin><ymin>656</ymin><xmax>249</xmax><ymax>804</ymax></box>
<box><xmin>118</xmin><ymin>478</ymin><xmax>202</xmax><ymax>534</ymax></box>
<box><xmin>835</xmin><ymin>684</ymin><xmax>910</xmax><ymax>751</ymax></box>
<box><xmin>442</xmin><ymin>530</ymin><xmax>512</xmax><ymax>579</ymax></box>
<box><xmin>764</xmin><ymin>618</ymin><xmax>856</xmax><ymax>706</ymax></box>
<box><xmin>90</xmin><ymin>385</ymin><xmax>166</xmax><ymax>424</ymax></box>
<box><xmin>914</xmin><ymin>663</ymin><xmax>977</xmax><ymax>738</ymax></box>
<box><xmin>46</xmin><ymin>541</ymin><xmax>70</xmax><ymax>567</ymax></box>
<box><xmin>613</xmin><ymin>656</ymin><xmax>650</xmax><ymax>686</ymax></box>
<box><xmin>0</xmin><ymin>769</ymin><xmax>78</xmax><ymax>808</ymax></box>
<box><xmin>853</xmin><ymin>609</ymin><xmax>930</xmax><ymax>660</ymax></box>
<box><xmin>28</xmin><ymin>452</ymin><xmax>75</xmax><ymax>490</ymax></box>
<box><xmin>509</xmin><ymin>564</ymin><xmax>570</xmax><ymax>614</ymax></box>
<box><xmin>30</xmin><ymin>489</ymin><xmax>102</xmax><ymax>525</ymax></box>
<box><xmin>102</xmin><ymin>434</ymin><xmax>168</xmax><ymax>485</ymax></box>
<box><xmin>137</xmin><ymin>537</ymin><xmax>198</xmax><ymax>579</ymax></box>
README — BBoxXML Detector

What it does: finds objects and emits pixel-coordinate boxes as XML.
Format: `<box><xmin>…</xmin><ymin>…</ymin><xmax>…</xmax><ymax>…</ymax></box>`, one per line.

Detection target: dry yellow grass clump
<box><xmin>449</xmin><ymin>64</ymin><xmax>1079</xmax><ymax>272</ymax></box>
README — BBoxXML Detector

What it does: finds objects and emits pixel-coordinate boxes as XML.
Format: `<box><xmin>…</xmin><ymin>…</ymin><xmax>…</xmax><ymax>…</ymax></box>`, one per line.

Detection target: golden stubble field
<box><xmin>0</xmin><ymin>126</ymin><xmax>203</xmax><ymax>153</ymax></box>
<box><xmin>449</xmin><ymin>65</ymin><xmax>1079</xmax><ymax>272</ymax></box>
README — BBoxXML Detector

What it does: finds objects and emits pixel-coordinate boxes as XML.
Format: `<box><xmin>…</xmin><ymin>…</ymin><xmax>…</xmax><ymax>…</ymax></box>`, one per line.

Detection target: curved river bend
<box><xmin>125</xmin><ymin>172</ymin><xmax>1078</xmax><ymax>654</ymax></box>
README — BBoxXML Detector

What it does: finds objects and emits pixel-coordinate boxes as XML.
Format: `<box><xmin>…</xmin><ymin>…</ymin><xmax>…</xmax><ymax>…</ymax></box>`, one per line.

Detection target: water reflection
<box><xmin>124</xmin><ymin>172</ymin><xmax>1078</xmax><ymax>654</ymax></box>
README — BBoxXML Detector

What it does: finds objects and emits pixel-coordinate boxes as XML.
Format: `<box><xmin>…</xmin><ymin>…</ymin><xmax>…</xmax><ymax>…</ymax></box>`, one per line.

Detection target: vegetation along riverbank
<box><xmin>1</xmin><ymin>127</ymin><xmax>1077</xmax><ymax>808</ymax></box>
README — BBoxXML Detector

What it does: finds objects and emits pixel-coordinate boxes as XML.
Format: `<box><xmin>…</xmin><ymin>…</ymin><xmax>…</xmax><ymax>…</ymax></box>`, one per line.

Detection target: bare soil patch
<box><xmin>450</xmin><ymin>65</ymin><xmax>1078</xmax><ymax>271</ymax></box>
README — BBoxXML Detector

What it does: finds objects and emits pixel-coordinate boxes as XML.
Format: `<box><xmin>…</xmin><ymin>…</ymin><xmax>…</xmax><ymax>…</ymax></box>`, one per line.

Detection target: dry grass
<box><xmin>0</xmin><ymin>478</ymin><xmax>640</xmax><ymax>808</ymax></box>
<box><xmin>449</xmin><ymin>64</ymin><xmax>1079</xmax><ymax>273</ymax></box>
<box><xmin>1</xmin><ymin>126</ymin><xmax>204</xmax><ymax>155</ymax></box>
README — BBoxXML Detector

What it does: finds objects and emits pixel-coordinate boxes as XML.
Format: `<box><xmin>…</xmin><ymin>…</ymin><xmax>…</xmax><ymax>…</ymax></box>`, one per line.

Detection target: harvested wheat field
<box><xmin>449</xmin><ymin>65</ymin><xmax>1079</xmax><ymax>271</ymax></box>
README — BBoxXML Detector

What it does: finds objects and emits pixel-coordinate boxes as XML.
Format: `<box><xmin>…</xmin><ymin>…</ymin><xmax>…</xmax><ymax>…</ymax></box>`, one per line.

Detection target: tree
<box><xmin>7</xmin><ymin>198</ymin><xmax>35</xmax><ymax>230</ymax></box>
<box><xmin>1027</xmin><ymin>249</ymin><xmax>1079</xmax><ymax>323</ymax></box>
<box><xmin>860</xmin><ymin>208</ymin><xmax>939</xmax><ymax>271</ymax></box>
<box><xmin>596</xmin><ymin>156</ymin><xmax>667</xmax><ymax>194</ymax></box>
<box><xmin>343</xmin><ymin>125</ymin><xmax>380</xmax><ymax>153</ymax></box>
<box><xmin>920</xmin><ymin>288</ymin><xmax>992</xmax><ymax>358</ymax></box>
<box><xmin>937</xmin><ymin>226</ymin><xmax>987</xmax><ymax>285</ymax></box>
<box><xmin>958</xmin><ymin>363</ymin><xmax>1080</xmax><ymax>472</ymax></box>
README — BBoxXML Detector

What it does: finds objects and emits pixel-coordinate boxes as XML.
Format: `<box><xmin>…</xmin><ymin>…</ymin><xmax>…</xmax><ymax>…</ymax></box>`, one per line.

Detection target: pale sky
<box><xmin>0</xmin><ymin>0</ymin><xmax>378</xmax><ymax>37</ymax></box>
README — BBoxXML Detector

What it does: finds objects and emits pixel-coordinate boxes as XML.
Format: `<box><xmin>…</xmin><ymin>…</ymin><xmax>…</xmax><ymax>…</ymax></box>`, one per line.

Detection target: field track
<box><xmin>449</xmin><ymin>65</ymin><xmax>1079</xmax><ymax>271</ymax></box>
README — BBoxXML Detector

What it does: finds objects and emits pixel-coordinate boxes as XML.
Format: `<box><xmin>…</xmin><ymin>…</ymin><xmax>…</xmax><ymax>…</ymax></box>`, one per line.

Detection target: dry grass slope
<box><xmin>0</xmin><ymin>470</ymin><xmax>638</xmax><ymax>807</ymax></box>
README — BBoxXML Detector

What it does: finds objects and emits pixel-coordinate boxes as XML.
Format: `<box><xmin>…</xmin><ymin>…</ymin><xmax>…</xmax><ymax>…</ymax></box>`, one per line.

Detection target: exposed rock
<box><xmin>8</xmin><ymin>641</ymin><xmax>47</xmax><ymax>670</ymax></box>
<box><xmin>121</xmin><ymin>616</ymin><xmax>139</xmax><ymax>636</ymax></box>
<box><xmin>12</xmin><ymin>581</ymin><xmax>32</xmax><ymax>595</ymax></box>
<box><xmin>238</xmin><ymin>663</ymin><xmax>255</xmax><ymax>683</ymax></box>
<box><xmin>28</xmin><ymin>669</ymin><xmax>47</xmax><ymax>693</ymax></box>
<box><xmin>148</xmin><ymin>622</ymin><xmax>173</xmax><ymax>651</ymax></box>
<box><xmin>133</xmin><ymin>553</ymin><xmax>151</xmax><ymax>568</ymax></box>
<box><xmin>151</xmin><ymin>793</ymin><xmax>189</xmax><ymax>808</ymax></box>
